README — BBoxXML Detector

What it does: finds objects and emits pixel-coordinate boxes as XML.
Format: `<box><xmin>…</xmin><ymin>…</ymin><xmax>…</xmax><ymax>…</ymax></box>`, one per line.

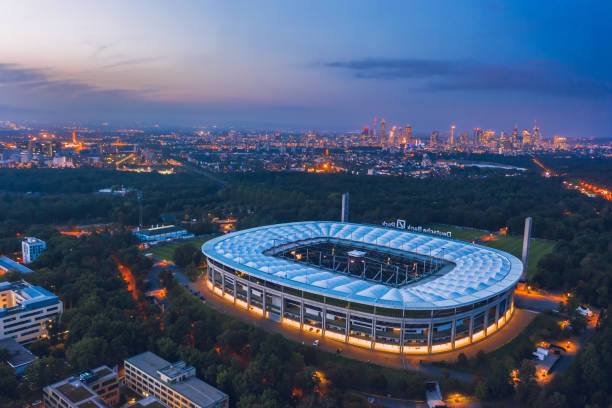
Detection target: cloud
<box><xmin>0</xmin><ymin>63</ymin><xmax>47</xmax><ymax>84</ymax></box>
<box><xmin>325</xmin><ymin>58</ymin><xmax>612</xmax><ymax>98</ymax></box>
<box><xmin>325</xmin><ymin>58</ymin><xmax>454</xmax><ymax>79</ymax></box>
<box><xmin>100</xmin><ymin>57</ymin><xmax>160</xmax><ymax>69</ymax></box>
<box><xmin>0</xmin><ymin>63</ymin><xmax>152</xmax><ymax>112</ymax></box>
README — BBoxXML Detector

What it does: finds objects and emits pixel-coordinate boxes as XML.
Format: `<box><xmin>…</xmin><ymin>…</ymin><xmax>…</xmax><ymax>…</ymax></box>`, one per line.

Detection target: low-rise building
<box><xmin>0</xmin><ymin>337</ymin><xmax>37</xmax><ymax>374</ymax></box>
<box><xmin>42</xmin><ymin>365</ymin><xmax>119</xmax><ymax>408</ymax></box>
<box><xmin>124</xmin><ymin>351</ymin><xmax>228</xmax><ymax>408</ymax></box>
<box><xmin>128</xmin><ymin>396</ymin><xmax>168</xmax><ymax>408</ymax></box>
<box><xmin>22</xmin><ymin>237</ymin><xmax>46</xmax><ymax>264</ymax></box>
<box><xmin>0</xmin><ymin>280</ymin><xmax>62</xmax><ymax>343</ymax></box>
<box><xmin>134</xmin><ymin>225</ymin><xmax>190</xmax><ymax>242</ymax></box>
<box><xmin>0</xmin><ymin>256</ymin><xmax>33</xmax><ymax>275</ymax></box>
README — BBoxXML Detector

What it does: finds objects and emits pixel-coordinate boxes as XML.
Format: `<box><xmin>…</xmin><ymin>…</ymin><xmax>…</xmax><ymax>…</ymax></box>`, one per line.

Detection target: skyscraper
<box><xmin>473</xmin><ymin>128</ymin><xmax>483</xmax><ymax>145</ymax></box>
<box><xmin>380</xmin><ymin>119</ymin><xmax>387</xmax><ymax>143</ymax></box>
<box><xmin>450</xmin><ymin>125</ymin><xmax>456</xmax><ymax>146</ymax></box>
<box><xmin>430</xmin><ymin>130</ymin><xmax>439</xmax><ymax>146</ymax></box>
<box><xmin>532</xmin><ymin>120</ymin><xmax>541</xmax><ymax>147</ymax></box>
<box><xmin>404</xmin><ymin>125</ymin><xmax>412</xmax><ymax>144</ymax></box>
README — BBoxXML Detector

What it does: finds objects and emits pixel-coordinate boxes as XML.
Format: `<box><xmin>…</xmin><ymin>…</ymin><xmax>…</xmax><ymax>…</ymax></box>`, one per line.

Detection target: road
<box><xmin>161</xmin><ymin>265</ymin><xmax>537</xmax><ymax>384</ymax></box>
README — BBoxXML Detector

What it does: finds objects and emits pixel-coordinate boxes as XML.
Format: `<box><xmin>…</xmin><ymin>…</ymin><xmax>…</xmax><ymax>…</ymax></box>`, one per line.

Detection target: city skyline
<box><xmin>0</xmin><ymin>1</ymin><xmax>611</xmax><ymax>137</ymax></box>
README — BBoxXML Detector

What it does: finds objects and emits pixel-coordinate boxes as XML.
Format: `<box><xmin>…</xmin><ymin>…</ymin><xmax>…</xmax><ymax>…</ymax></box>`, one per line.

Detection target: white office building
<box><xmin>0</xmin><ymin>280</ymin><xmax>63</xmax><ymax>343</ymax></box>
<box><xmin>22</xmin><ymin>237</ymin><xmax>46</xmax><ymax>264</ymax></box>
<box><xmin>125</xmin><ymin>352</ymin><xmax>228</xmax><ymax>408</ymax></box>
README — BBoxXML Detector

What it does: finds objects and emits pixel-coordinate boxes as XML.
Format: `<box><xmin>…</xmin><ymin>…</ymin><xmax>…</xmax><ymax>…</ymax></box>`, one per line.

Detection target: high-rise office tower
<box><xmin>522</xmin><ymin>129</ymin><xmax>532</xmax><ymax>146</ymax></box>
<box><xmin>380</xmin><ymin>119</ymin><xmax>387</xmax><ymax>142</ymax></box>
<box><xmin>450</xmin><ymin>125</ymin><xmax>456</xmax><ymax>146</ymax></box>
<box><xmin>532</xmin><ymin>120</ymin><xmax>541</xmax><ymax>147</ymax></box>
<box><xmin>473</xmin><ymin>128</ymin><xmax>483</xmax><ymax>145</ymax></box>
<box><xmin>511</xmin><ymin>125</ymin><xmax>518</xmax><ymax>145</ymax></box>
<box><xmin>72</xmin><ymin>130</ymin><xmax>76</xmax><ymax>144</ymax></box>
<box><xmin>373</xmin><ymin>118</ymin><xmax>377</xmax><ymax>138</ymax></box>
<box><xmin>389</xmin><ymin>126</ymin><xmax>397</xmax><ymax>147</ymax></box>
<box><xmin>430</xmin><ymin>130</ymin><xmax>439</xmax><ymax>146</ymax></box>
<box><xmin>404</xmin><ymin>125</ymin><xmax>412</xmax><ymax>144</ymax></box>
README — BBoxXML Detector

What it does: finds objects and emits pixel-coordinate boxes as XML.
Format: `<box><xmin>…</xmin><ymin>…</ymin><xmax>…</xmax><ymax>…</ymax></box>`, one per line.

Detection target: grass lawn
<box><xmin>426</xmin><ymin>224</ymin><xmax>555</xmax><ymax>280</ymax></box>
<box><xmin>143</xmin><ymin>235</ymin><xmax>216</xmax><ymax>262</ymax></box>
<box><xmin>481</xmin><ymin>236</ymin><xmax>555</xmax><ymax>280</ymax></box>
<box><xmin>427</xmin><ymin>224</ymin><xmax>488</xmax><ymax>242</ymax></box>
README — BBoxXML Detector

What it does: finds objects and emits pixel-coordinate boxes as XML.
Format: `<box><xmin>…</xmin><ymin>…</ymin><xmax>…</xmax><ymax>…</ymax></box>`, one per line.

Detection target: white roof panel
<box><xmin>202</xmin><ymin>221</ymin><xmax>523</xmax><ymax>309</ymax></box>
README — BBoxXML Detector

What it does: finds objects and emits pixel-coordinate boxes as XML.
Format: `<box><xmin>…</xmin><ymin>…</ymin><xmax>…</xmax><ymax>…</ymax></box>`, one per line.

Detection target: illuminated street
<box><xmin>173</xmin><ymin>266</ymin><xmax>537</xmax><ymax>382</ymax></box>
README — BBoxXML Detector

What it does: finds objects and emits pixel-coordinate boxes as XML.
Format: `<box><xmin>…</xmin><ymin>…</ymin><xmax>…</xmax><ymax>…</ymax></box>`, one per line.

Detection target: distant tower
<box><xmin>404</xmin><ymin>125</ymin><xmax>412</xmax><ymax>144</ymax></box>
<box><xmin>521</xmin><ymin>217</ymin><xmax>532</xmax><ymax>280</ymax></box>
<box><xmin>430</xmin><ymin>130</ymin><xmax>439</xmax><ymax>146</ymax></box>
<box><xmin>532</xmin><ymin>120</ymin><xmax>541</xmax><ymax>147</ymax></box>
<box><xmin>341</xmin><ymin>193</ymin><xmax>349</xmax><ymax>223</ymax></box>
<box><xmin>473</xmin><ymin>128</ymin><xmax>482</xmax><ymax>145</ymax></box>
<box><xmin>72</xmin><ymin>130</ymin><xmax>76</xmax><ymax>144</ymax></box>
<box><xmin>373</xmin><ymin>117</ymin><xmax>377</xmax><ymax>138</ymax></box>
<box><xmin>450</xmin><ymin>125</ymin><xmax>456</xmax><ymax>146</ymax></box>
<box><xmin>380</xmin><ymin>119</ymin><xmax>387</xmax><ymax>142</ymax></box>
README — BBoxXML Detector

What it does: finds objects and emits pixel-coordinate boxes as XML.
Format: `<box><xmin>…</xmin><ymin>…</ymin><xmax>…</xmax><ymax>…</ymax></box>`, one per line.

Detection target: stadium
<box><xmin>202</xmin><ymin>221</ymin><xmax>523</xmax><ymax>354</ymax></box>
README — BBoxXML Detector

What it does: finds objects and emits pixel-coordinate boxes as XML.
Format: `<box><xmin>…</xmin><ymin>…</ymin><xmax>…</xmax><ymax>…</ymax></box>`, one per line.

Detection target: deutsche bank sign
<box><xmin>382</xmin><ymin>219</ymin><xmax>452</xmax><ymax>238</ymax></box>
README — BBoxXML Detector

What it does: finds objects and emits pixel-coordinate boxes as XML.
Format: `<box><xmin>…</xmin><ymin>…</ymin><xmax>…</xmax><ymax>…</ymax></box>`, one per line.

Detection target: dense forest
<box><xmin>0</xmin><ymin>167</ymin><xmax>609</xmax><ymax>407</ymax></box>
<box><xmin>0</xmin><ymin>168</ymin><xmax>610</xmax><ymax>306</ymax></box>
<box><xmin>0</xmin><ymin>231</ymin><xmax>465</xmax><ymax>408</ymax></box>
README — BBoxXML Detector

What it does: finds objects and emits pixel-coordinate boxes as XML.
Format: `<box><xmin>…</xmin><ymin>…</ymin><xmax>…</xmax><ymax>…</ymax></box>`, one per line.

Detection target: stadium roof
<box><xmin>202</xmin><ymin>222</ymin><xmax>523</xmax><ymax>310</ymax></box>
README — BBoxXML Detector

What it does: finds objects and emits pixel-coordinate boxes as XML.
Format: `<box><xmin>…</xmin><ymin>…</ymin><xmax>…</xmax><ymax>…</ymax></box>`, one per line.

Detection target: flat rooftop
<box><xmin>129</xmin><ymin>396</ymin><xmax>168</xmax><ymax>408</ymax></box>
<box><xmin>0</xmin><ymin>256</ymin><xmax>33</xmax><ymax>274</ymax></box>
<box><xmin>45</xmin><ymin>367</ymin><xmax>114</xmax><ymax>408</ymax></box>
<box><xmin>136</xmin><ymin>225</ymin><xmax>187</xmax><ymax>237</ymax></box>
<box><xmin>55</xmin><ymin>382</ymin><xmax>95</xmax><ymax>403</ymax></box>
<box><xmin>126</xmin><ymin>352</ymin><xmax>228</xmax><ymax>408</ymax></box>
<box><xmin>0</xmin><ymin>338</ymin><xmax>36</xmax><ymax>368</ymax></box>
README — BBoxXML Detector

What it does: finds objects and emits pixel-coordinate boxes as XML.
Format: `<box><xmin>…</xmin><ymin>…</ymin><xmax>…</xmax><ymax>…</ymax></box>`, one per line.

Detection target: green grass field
<box><xmin>143</xmin><ymin>235</ymin><xmax>216</xmax><ymax>262</ymax></box>
<box><xmin>427</xmin><ymin>224</ymin><xmax>488</xmax><ymax>242</ymax></box>
<box><xmin>427</xmin><ymin>224</ymin><xmax>555</xmax><ymax>280</ymax></box>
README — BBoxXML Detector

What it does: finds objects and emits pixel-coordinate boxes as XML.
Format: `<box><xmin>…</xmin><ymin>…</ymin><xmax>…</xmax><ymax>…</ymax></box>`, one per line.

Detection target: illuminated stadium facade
<box><xmin>202</xmin><ymin>222</ymin><xmax>522</xmax><ymax>354</ymax></box>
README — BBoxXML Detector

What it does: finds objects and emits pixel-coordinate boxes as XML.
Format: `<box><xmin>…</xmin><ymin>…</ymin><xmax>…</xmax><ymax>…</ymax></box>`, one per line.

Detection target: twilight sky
<box><xmin>0</xmin><ymin>1</ymin><xmax>611</xmax><ymax>137</ymax></box>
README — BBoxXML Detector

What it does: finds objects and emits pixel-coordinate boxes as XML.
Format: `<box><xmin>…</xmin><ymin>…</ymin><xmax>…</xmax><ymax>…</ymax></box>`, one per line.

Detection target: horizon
<box><xmin>1</xmin><ymin>1</ymin><xmax>611</xmax><ymax>137</ymax></box>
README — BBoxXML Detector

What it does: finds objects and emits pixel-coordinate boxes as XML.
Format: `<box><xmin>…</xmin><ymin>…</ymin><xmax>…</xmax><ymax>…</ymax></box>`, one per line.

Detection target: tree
<box><xmin>23</xmin><ymin>356</ymin><xmax>69</xmax><ymax>389</ymax></box>
<box><xmin>173</xmin><ymin>244</ymin><xmax>198</xmax><ymax>268</ymax></box>
<box><xmin>66</xmin><ymin>337</ymin><xmax>107</xmax><ymax>371</ymax></box>
<box><xmin>456</xmin><ymin>352</ymin><xmax>468</xmax><ymax>367</ymax></box>
<box><xmin>474</xmin><ymin>379</ymin><xmax>488</xmax><ymax>400</ymax></box>
<box><xmin>0</xmin><ymin>363</ymin><xmax>17</xmax><ymax>398</ymax></box>
<box><xmin>486</xmin><ymin>361</ymin><xmax>513</xmax><ymax>399</ymax></box>
<box><xmin>515</xmin><ymin>360</ymin><xmax>540</xmax><ymax>406</ymax></box>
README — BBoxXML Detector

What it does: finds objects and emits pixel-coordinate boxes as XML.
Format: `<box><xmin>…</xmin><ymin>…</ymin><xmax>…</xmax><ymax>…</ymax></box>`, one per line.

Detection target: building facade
<box><xmin>43</xmin><ymin>366</ymin><xmax>118</xmax><ymax>408</ymax></box>
<box><xmin>134</xmin><ymin>225</ymin><xmax>190</xmax><ymax>242</ymax></box>
<box><xmin>125</xmin><ymin>352</ymin><xmax>228</xmax><ymax>408</ymax></box>
<box><xmin>22</xmin><ymin>237</ymin><xmax>46</xmax><ymax>264</ymax></box>
<box><xmin>0</xmin><ymin>280</ymin><xmax>62</xmax><ymax>343</ymax></box>
<box><xmin>202</xmin><ymin>222</ymin><xmax>522</xmax><ymax>354</ymax></box>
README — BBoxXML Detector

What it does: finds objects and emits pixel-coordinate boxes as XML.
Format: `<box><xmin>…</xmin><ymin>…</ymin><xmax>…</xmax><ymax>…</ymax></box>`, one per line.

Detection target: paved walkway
<box><xmin>179</xmin><ymin>273</ymin><xmax>536</xmax><ymax>382</ymax></box>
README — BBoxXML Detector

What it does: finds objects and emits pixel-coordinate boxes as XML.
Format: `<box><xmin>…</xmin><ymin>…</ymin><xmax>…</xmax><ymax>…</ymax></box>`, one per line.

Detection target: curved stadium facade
<box><xmin>202</xmin><ymin>222</ymin><xmax>522</xmax><ymax>354</ymax></box>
